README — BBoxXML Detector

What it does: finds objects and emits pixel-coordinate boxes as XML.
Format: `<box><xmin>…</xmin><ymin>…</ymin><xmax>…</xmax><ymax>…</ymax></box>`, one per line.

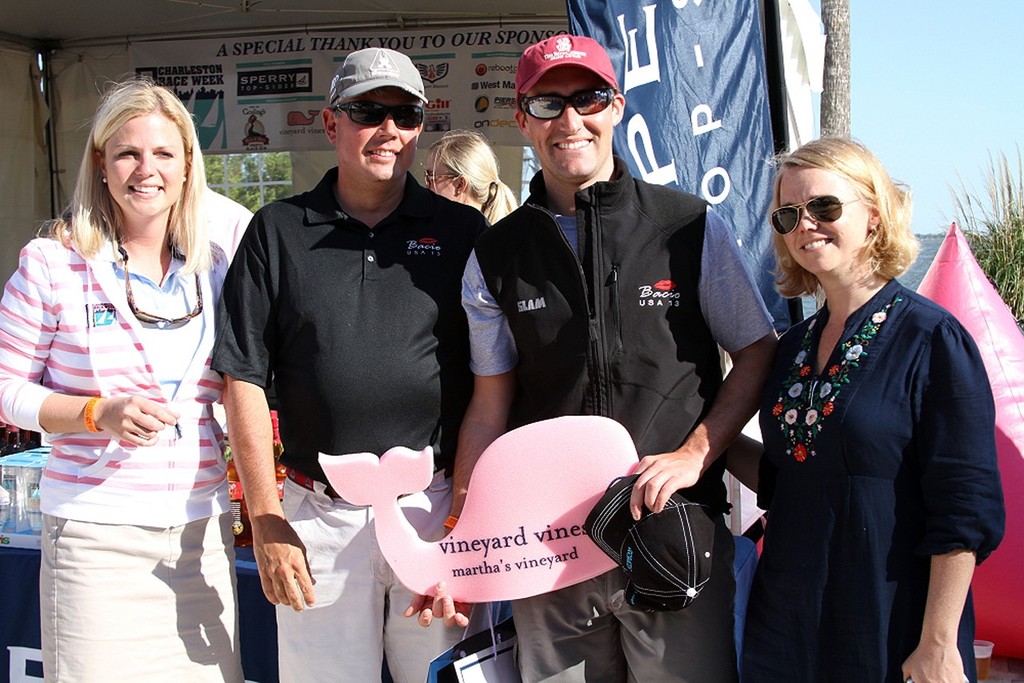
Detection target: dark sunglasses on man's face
<box><xmin>770</xmin><ymin>195</ymin><xmax>858</xmax><ymax>234</ymax></box>
<box><xmin>520</xmin><ymin>87</ymin><xmax>617</xmax><ymax>120</ymax></box>
<box><xmin>331</xmin><ymin>101</ymin><xmax>424</xmax><ymax>130</ymax></box>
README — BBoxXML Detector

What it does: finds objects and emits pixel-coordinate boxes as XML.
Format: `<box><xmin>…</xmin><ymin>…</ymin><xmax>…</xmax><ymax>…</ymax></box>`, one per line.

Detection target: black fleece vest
<box><xmin>475</xmin><ymin>163</ymin><xmax>729</xmax><ymax>511</ymax></box>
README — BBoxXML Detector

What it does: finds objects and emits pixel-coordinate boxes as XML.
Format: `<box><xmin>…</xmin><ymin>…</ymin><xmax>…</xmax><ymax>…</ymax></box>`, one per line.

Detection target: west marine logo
<box><xmin>637</xmin><ymin>279</ymin><xmax>681</xmax><ymax>307</ymax></box>
<box><xmin>417</xmin><ymin>62</ymin><xmax>450</xmax><ymax>84</ymax></box>
<box><xmin>407</xmin><ymin>237</ymin><xmax>442</xmax><ymax>256</ymax></box>
<box><xmin>516</xmin><ymin>297</ymin><xmax>546</xmax><ymax>313</ymax></box>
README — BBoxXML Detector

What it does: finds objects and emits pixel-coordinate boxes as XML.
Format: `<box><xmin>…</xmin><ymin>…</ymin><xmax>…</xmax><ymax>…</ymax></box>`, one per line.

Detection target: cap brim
<box><xmin>334</xmin><ymin>80</ymin><xmax>427</xmax><ymax>104</ymax></box>
<box><xmin>517</xmin><ymin>63</ymin><xmax>617</xmax><ymax>96</ymax></box>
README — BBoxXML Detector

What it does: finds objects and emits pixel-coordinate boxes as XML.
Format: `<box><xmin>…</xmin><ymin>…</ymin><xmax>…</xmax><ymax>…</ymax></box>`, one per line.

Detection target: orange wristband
<box><xmin>443</xmin><ymin>515</ymin><xmax>459</xmax><ymax>530</ymax></box>
<box><xmin>83</xmin><ymin>396</ymin><xmax>102</xmax><ymax>433</ymax></box>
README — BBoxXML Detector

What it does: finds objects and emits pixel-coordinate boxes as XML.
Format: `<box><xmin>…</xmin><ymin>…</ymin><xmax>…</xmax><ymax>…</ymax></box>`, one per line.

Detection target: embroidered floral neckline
<box><xmin>771</xmin><ymin>292</ymin><xmax>903</xmax><ymax>462</ymax></box>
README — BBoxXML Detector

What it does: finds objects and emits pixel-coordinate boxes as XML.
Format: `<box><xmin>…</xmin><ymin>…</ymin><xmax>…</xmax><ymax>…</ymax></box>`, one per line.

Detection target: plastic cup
<box><xmin>974</xmin><ymin>639</ymin><xmax>994</xmax><ymax>680</ymax></box>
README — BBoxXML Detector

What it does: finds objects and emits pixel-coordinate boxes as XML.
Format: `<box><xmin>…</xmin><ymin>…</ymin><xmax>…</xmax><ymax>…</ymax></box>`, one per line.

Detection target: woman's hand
<box><xmin>93</xmin><ymin>395</ymin><xmax>179</xmax><ymax>445</ymax></box>
<box><xmin>901</xmin><ymin>640</ymin><xmax>966</xmax><ymax>683</ymax></box>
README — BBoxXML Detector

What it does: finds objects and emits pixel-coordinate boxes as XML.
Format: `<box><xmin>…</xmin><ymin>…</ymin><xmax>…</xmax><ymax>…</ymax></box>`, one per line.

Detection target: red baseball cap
<box><xmin>515</xmin><ymin>34</ymin><xmax>619</xmax><ymax>96</ymax></box>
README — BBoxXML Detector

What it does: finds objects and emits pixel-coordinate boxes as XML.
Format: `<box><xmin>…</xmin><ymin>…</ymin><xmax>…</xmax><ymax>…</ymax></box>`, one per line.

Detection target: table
<box><xmin>1</xmin><ymin>545</ymin><xmax>278</xmax><ymax>682</ymax></box>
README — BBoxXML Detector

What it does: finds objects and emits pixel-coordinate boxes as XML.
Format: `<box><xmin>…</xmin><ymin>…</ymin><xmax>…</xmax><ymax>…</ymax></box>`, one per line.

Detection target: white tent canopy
<box><xmin>0</xmin><ymin>1</ymin><xmax>567</xmax><ymax>278</ymax></box>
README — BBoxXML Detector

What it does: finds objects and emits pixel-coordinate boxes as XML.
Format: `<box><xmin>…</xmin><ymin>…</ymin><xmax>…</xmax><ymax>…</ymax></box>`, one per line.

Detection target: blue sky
<box><xmin>815</xmin><ymin>2</ymin><xmax>1024</xmax><ymax>234</ymax></box>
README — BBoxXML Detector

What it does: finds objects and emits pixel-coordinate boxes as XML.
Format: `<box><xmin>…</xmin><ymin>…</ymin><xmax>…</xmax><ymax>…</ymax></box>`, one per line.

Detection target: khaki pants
<box><xmin>276</xmin><ymin>471</ymin><xmax>465</xmax><ymax>683</ymax></box>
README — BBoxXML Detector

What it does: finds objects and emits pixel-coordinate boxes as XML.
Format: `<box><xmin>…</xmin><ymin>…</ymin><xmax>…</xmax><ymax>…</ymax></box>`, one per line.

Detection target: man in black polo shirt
<box><xmin>212</xmin><ymin>47</ymin><xmax>487</xmax><ymax>683</ymax></box>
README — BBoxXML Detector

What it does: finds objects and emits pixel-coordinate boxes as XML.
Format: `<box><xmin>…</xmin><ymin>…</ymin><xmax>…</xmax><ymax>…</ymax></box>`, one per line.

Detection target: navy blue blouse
<box><xmin>742</xmin><ymin>279</ymin><xmax>1005</xmax><ymax>683</ymax></box>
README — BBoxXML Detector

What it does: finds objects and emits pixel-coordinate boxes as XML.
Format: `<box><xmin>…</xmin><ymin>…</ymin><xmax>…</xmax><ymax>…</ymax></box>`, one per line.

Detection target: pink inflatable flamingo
<box><xmin>320</xmin><ymin>415</ymin><xmax>639</xmax><ymax>602</ymax></box>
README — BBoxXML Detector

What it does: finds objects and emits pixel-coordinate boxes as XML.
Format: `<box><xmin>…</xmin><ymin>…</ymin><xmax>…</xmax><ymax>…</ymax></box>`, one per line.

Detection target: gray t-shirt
<box><xmin>462</xmin><ymin>207</ymin><xmax>774</xmax><ymax>376</ymax></box>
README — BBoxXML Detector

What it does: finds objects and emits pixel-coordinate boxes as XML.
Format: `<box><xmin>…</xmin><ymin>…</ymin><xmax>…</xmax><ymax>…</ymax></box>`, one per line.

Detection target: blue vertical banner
<box><xmin>567</xmin><ymin>0</ymin><xmax>788</xmax><ymax>327</ymax></box>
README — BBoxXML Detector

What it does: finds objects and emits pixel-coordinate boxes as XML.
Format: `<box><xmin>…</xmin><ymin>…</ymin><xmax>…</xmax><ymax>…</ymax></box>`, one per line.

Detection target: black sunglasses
<box><xmin>520</xmin><ymin>87</ymin><xmax>617</xmax><ymax>120</ymax></box>
<box><xmin>118</xmin><ymin>246</ymin><xmax>203</xmax><ymax>325</ymax></box>
<box><xmin>770</xmin><ymin>195</ymin><xmax>859</xmax><ymax>234</ymax></box>
<box><xmin>331</xmin><ymin>101</ymin><xmax>424</xmax><ymax>130</ymax></box>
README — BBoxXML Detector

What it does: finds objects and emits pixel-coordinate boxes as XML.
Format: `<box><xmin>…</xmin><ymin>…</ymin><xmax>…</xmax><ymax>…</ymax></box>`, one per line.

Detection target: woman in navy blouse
<box><xmin>742</xmin><ymin>138</ymin><xmax>1004</xmax><ymax>683</ymax></box>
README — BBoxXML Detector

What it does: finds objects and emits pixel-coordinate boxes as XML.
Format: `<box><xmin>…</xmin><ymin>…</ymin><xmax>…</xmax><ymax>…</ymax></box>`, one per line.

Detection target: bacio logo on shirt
<box><xmin>637</xmin><ymin>279</ymin><xmax>681</xmax><ymax>307</ymax></box>
<box><xmin>407</xmin><ymin>237</ymin><xmax>443</xmax><ymax>257</ymax></box>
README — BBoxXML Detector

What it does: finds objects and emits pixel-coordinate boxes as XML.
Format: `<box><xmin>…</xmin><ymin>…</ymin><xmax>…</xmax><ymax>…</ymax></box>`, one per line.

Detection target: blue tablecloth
<box><xmin>0</xmin><ymin>545</ymin><xmax>278</xmax><ymax>682</ymax></box>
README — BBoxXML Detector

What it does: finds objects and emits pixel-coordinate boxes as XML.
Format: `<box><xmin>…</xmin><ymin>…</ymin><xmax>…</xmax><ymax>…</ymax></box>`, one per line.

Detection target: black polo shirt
<box><xmin>213</xmin><ymin>168</ymin><xmax>487</xmax><ymax>484</ymax></box>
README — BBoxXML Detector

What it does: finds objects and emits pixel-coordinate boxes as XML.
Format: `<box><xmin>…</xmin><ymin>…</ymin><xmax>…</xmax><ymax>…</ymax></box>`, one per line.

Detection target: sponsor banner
<box><xmin>568</xmin><ymin>1</ymin><xmax>789</xmax><ymax>327</ymax></box>
<box><xmin>129</xmin><ymin>25</ymin><xmax>565</xmax><ymax>153</ymax></box>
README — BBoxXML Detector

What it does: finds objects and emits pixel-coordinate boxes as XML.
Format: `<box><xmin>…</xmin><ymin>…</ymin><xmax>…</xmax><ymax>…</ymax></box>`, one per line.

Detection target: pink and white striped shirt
<box><xmin>0</xmin><ymin>237</ymin><xmax>229</xmax><ymax>527</ymax></box>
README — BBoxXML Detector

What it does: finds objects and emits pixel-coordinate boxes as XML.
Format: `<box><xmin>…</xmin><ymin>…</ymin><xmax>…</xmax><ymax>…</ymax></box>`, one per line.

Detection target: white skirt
<box><xmin>40</xmin><ymin>513</ymin><xmax>243</xmax><ymax>682</ymax></box>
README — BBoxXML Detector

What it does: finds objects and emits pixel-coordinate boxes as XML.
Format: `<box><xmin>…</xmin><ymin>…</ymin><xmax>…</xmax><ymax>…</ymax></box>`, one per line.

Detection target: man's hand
<box><xmin>628</xmin><ymin>447</ymin><xmax>706</xmax><ymax>520</ymax></box>
<box><xmin>250</xmin><ymin>514</ymin><xmax>316</xmax><ymax>611</ymax></box>
<box><xmin>405</xmin><ymin>581</ymin><xmax>470</xmax><ymax>628</ymax></box>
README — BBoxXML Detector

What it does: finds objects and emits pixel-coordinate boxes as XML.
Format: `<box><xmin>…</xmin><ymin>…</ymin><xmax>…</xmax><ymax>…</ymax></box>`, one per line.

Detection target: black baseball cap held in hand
<box><xmin>584</xmin><ymin>474</ymin><xmax>715</xmax><ymax>612</ymax></box>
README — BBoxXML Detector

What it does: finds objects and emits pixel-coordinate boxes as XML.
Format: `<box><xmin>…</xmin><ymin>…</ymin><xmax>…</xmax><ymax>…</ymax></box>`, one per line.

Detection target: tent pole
<box><xmin>41</xmin><ymin>48</ymin><xmax>60</xmax><ymax>219</ymax></box>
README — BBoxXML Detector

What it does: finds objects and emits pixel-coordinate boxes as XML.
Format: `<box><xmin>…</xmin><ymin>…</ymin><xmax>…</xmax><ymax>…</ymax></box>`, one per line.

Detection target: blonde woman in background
<box><xmin>0</xmin><ymin>78</ymin><xmax>242</xmax><ymax>681</ymax></box>
<box><xmin>425</xmin><ymin>130</ymin><xmax>518</xmax><ymax>223</ymax></box>
<box><xmin>421</xmin><ymin>130</ymin><xmax>518</xmax><ymax>636</ymax></box>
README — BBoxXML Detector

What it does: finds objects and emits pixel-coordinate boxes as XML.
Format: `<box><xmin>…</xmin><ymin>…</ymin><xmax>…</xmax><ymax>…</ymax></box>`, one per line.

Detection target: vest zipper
<box><xmin>607</xmin><ymin>264</ymin><xmax>623</xmax><ymax>354</ymax></box>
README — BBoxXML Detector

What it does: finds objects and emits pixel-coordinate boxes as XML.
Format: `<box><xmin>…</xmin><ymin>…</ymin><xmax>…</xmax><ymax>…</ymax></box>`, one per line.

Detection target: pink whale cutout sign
<box><xmin>319</xmin><ymin>415</ymin><xmax>639</xmax><ymax>602</ymax></box>
<box><xmin>917</xmin><ymin>224</ymin><xmax>1024</xmax><ymax>658</ymax></box>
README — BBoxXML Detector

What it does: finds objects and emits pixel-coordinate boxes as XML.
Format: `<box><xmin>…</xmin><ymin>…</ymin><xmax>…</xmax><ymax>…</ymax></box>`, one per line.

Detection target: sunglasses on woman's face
<box><xmin>423</xmin><ymin>170</ymin><xmax>459</xmax><ymax>188</ymax></box>
<box><xmin>519</xmin><ymin>87</ymin><xmax>617</xmax><ymax>120</ymax></box>
<box><xmin>331</xmin><ymin>101</ymin><xmax>424</xmax><ymax>130</ymax></box>
<box><xmin>770</xmin><ymin>195</ymin><xmax>858</xmax><ymax>234</ymax></box>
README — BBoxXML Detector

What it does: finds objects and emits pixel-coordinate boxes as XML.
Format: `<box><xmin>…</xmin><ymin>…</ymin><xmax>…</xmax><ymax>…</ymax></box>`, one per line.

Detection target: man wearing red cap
<box><xmin>417</xmin><ymin>34</ymin><xmax>777</xmax><ymax>681</ymax></box>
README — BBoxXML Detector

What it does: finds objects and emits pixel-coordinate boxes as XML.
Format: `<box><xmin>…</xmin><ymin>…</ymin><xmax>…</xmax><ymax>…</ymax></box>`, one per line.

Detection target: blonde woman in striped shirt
<box><xmin>0</xmin><ymin>79</ymin><xmax>242</xmax><ymax>681</ymax></box>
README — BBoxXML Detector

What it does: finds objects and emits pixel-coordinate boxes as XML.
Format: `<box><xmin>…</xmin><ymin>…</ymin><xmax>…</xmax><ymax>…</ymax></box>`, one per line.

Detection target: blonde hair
<box><xmin>428</xmin><ymin>130</ymin><xmax>518</xmax><ymax>223</ymax></box>
<box><xmin>45</xmin><ymin>78</ymin><xmax>210</xmax><ymax>272</ymax></box>
<box><xmin>771</xmin><ymin>137</ymin><xmax>918</xmax><ymax>298</ymax></box>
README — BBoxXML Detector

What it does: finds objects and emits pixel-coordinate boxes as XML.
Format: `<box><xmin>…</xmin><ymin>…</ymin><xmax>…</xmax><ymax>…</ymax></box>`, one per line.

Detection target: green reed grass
<box><xmin>953</xmin><ymin>150</ymin><xmax>1024</xmax><ymax>325</ymax></box>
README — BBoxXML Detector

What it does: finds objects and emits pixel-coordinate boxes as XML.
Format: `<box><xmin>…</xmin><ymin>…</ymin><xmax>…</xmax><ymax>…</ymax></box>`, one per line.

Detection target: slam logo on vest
<box><xmin>406</xmin><ymin>237</ymin><xmax>443</xmax><ymax>257</ymax></box>
<box><xmin>516</xmin><ymin>296</ymin><xmax>546</xmax><ymax>313</ymax></box>
<box><xmin>637</xmin><ymin>279</ymin><xmax>681</xmax><ymax>307</ymax></box>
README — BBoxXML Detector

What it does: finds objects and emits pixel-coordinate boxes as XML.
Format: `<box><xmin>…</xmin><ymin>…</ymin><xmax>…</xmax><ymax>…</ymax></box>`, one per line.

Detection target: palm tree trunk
<box><xmin>820</xmin><ymin>0</ymin><xmax>851</xmax><ymax>137</ymax></box>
